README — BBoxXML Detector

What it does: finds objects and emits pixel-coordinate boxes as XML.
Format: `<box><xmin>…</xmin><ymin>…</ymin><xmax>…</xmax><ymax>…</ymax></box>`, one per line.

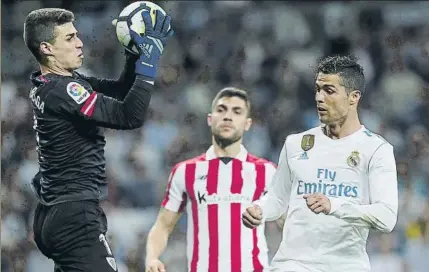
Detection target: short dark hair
<box><xmin>211</xmin><ymin>87</ymin><xmax>251</xmax><ymax>116</ymax></box>
<box><xmin>23</xmin><ymin>8</ymin><xmax>75</xmax><ymax>64</ymax></box>
<box><xmin>316</xmin><ymin>54</ymin><xmax>365</xmax><ymax>94</ymax></box>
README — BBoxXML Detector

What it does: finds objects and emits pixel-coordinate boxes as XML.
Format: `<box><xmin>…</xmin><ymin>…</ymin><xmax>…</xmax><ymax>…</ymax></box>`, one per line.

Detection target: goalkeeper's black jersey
<box><xmin>28</xmin><ymin>59</ymin><xmax>153</xmax><ymax>205</ymax></box>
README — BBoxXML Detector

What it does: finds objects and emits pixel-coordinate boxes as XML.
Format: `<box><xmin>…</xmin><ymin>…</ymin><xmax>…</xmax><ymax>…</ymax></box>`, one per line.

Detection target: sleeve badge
<box><xmin>66</xmin><ymin>82</ymin><xmax>90</xmax><ymax>104</ymax></box>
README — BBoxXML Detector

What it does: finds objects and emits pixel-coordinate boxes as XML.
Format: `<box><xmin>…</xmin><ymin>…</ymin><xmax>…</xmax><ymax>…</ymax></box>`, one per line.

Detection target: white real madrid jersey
<box><xmin>255</xmin><ymin>125</ymin><xmax>398</xmax><ymax>272</ymax></box>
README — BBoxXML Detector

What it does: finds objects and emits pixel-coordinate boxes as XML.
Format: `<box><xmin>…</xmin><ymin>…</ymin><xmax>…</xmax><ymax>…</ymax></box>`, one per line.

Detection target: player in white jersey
<box><xmin>145</xmin><ymin>87</ymin><xmax>278</xmax><ymax>272</ymax></box>
<box><xmin>242</xmin><ymin>55</ymin><xmax>399</xmax><ymax>272</ymax></box>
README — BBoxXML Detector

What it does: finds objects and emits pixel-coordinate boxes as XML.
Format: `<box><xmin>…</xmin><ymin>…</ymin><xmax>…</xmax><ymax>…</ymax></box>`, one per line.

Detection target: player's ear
<box><xmin>245</xmin><ymin>117</ymin><xmax>252</xmax><ymax>131</ymax></box>
<box><xmin>40</xmin><ymin>42</ymin><xmax>54</xmax><ymax>57</ymax></box>
<box><xmin>349</xmin><ymin>90</ymin><xmax>361</xmax><ymax>106</ymax></box>
<box><xmin>207</xmin><ymin>113</ymin><xmax>212</xmax><ymax>127</ymax></box>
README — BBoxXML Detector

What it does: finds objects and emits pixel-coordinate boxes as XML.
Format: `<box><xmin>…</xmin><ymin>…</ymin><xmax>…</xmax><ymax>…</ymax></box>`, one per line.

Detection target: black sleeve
<box><xmin>76</xmin><ymin>53</ymin><xmax>138</xmax><ymax>101</ymax></box>
<box><xmin>45</xmin><ymin>76</ymin><xmax>153</xmax><ymax>130</ymax></box>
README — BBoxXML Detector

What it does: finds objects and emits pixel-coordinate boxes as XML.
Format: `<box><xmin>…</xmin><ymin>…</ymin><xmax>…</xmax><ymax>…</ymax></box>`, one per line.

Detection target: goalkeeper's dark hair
<box><xmin>23</xmin><ymin>8</ymin><xmax>75</xmax><ymax>64</ymax></box>
<box><xmin>316</xmin><ymin>54</ymin><xmax>365</xmax><ymax>95</ymax></box>
<box><xmin>211</xmin><ymin>87</ymin><xmax>251</xmax><ymax>117</ymax></box>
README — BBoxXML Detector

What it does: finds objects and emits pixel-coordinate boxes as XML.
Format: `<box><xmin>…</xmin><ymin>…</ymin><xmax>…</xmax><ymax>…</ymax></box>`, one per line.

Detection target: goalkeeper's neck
<box><xmin>40</xmin><ymin>62</ymin><xmax>73</xmax><ymax>77</ymax></box>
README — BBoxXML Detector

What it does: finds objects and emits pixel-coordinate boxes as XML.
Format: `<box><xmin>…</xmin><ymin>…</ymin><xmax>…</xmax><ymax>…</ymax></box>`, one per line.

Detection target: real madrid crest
<box><xmin>301</xmin><ymin>134</ymin><xmax>315</xmax><ymax>152</ymax></box>
<box><xmin>347</xmin><ymin>151</ymin><xmax>360</xmax><ymax>167</ymax></box>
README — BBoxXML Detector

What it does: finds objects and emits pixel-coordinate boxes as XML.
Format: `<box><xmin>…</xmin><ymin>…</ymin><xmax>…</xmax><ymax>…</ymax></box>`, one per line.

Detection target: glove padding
<box><xmin>130</xmin><ymin>8</ymin><xmax>173</xmax><ymax>79</ymax></box>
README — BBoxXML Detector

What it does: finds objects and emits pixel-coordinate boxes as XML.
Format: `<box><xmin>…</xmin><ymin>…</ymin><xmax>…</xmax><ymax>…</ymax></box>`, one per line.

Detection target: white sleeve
<box><xmin>254</xmin><ymin>138</ymin><xmax>293</xmax><ymax>221</ymax></box>
<box><xmin>328</xmin><ymin>143</ymin><xmax>398</xmax><ymax>233</ymax></box>
<box><xmin>161</xmin><ymin>163</ymin><xmax>187</xmax><ymax>213</ymax></box>
<box><xmin>263</xmin><ymin>162</ymin><xmax>277</xmax><ymax>193</ymax></box>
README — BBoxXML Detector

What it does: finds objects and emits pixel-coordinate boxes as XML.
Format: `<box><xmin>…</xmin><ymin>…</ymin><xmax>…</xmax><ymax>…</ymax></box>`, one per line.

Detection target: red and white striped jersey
<box><xmin>162</xmin><ymin>145</ymin><xmax>276</xmax><ymax>272</ymax></box>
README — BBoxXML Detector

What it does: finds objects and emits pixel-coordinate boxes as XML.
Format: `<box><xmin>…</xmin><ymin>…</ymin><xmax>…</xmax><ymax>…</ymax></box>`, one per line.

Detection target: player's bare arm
<box><xmin>145</xmin><ymin>208</ymin><xmax>182</xmax><ymax>272</ymax></box>
<box><xmin>275</xmin><ymin>213</ymin><xmax>287</xmax><ymax>230</ymax></box>
<box><xmin>147</xmin><ymin>158</ymin><xmax>187</xmax><ymax>271</ymax></box>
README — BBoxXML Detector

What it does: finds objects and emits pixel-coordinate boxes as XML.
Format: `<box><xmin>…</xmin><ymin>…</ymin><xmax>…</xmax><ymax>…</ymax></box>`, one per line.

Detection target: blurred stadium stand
<box><xmin>1</xmin><ymin>1</ymin><xmax>429</xmax><ymax>271</ymax></box>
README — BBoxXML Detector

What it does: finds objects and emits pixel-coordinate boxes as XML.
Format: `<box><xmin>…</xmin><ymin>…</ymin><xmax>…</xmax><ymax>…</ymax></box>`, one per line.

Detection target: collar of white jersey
<box><xmin>205</xmin><ymin>144</ymin><xmax>248</xmax><ymax>161</ymax></box>
<box><xmin>319</xmin><ymin>124</ymin><xmax>367</xmax><ymax>141</ymax></box>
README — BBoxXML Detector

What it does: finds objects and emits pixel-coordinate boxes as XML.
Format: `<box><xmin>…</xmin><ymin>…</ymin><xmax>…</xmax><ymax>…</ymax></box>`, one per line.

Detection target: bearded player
<box><xmin>145</xmin><ymin>87</ymin><xmax>279</xmax><ymax>272</ymax></box>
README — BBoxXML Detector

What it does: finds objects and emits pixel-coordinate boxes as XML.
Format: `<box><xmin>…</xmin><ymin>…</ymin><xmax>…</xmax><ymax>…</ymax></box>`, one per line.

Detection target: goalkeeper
<box><xmin>24</xmin><ymin>7</ymin><xmax>173</xmax><ymax>271</ymax></box>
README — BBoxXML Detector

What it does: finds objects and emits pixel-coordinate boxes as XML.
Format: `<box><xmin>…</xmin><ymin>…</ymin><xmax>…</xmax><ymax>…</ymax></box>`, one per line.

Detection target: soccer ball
<box><xmin>115</xmin><ymin>1</ymin><xmax>169</xmax><ymax>54</ymax></box>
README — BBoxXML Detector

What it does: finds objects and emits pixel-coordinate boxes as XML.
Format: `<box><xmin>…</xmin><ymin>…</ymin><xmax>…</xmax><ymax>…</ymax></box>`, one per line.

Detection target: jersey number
<box><xmin>33</xmin><ymin>113</ymin><xmax>40</xmax><ymax>149</ymax></box>
<box><xmin>99</xmin><ymin>234</ymin><xmax>113</xmax><ymax>256</ymax></box>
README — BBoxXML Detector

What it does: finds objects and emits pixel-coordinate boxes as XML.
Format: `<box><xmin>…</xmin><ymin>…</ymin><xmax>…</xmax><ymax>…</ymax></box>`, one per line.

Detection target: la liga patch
<box><xmin>66</xmin><ymin>82</ymin><xmax>90</xmax><ymax>104</ymax></box>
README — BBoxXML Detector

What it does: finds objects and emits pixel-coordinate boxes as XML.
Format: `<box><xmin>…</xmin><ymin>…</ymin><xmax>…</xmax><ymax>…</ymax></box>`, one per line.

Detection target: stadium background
<box><xmin>2</xmin><ymin>0</ymin><xmax>429</xmax><ymax>271</ymax></box>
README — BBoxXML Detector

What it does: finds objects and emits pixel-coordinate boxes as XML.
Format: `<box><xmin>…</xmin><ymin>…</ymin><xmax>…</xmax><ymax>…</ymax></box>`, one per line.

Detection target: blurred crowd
<box><xmin>2</xmin><ymin>1</ymin><xmax>429</xmax><ymax>271</ymax></box>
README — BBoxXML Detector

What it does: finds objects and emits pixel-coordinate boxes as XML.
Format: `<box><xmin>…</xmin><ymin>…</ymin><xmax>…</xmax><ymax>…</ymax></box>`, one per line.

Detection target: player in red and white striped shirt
<box><xmin>145</xmin><ymin>87</ymin><xmax>277</xmax><ymax>272</ymax></box>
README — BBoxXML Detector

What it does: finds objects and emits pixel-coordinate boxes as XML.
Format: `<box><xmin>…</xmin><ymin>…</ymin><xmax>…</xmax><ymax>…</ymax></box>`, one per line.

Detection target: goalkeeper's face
<box><xmin>315</xmin><ymin>72</ymin><xmax>360</xmax><ymax>125</ymax></box>
<box><xmin>208</xmin><ymin>96</ymin><xmax>252</xmax><ymax>145</ymax></box>
<box><xmin>46</xmin><ymin>23</ymin><xmax>84</xmax><ymax>71</ymax></box>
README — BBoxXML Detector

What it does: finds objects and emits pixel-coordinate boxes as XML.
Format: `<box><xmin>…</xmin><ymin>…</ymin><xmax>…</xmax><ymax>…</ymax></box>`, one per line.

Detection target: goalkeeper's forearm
<box><xmin>145</xmin><ymin>225</ymin><xmax>171</xmax><ymax>263</ymax></box>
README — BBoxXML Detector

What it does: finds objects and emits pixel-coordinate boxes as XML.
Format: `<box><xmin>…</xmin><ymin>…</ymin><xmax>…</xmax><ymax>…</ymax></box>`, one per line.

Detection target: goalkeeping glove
<box><xmin>130</xmin><ymin>9</ymin><xmax>174</xmax><ymax>81</ymax></box>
